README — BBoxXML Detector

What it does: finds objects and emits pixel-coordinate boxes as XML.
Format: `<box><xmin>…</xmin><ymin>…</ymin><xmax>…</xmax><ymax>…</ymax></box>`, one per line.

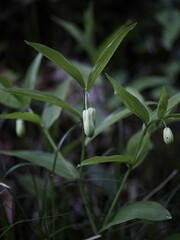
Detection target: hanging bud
<box><xmin>16</xmin><ymin>119</ymin><xmax>25</xmax><ymax>137</ymax></box>
<box><xmin>163</xmin><ymin>127</ymin><xmax>174</xmax><ymax>145</ymax></box>
<box><xmin>82</xmin><ymin>107</ymin><xmax>96</xmax><ymax>138</ymax></box>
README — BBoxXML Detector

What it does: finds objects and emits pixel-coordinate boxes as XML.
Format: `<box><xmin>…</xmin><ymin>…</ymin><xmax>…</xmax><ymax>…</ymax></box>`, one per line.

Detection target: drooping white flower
<box><xmin>16</xmin><ymin>119</ymin><xmax>25</xmax><ymax>137</ymax></box>
<box><xmin>82</xmin><ymin>108</ymin><xmax>96</xmax><ymax>138</ymax></box>
<box><xmin>163</xmin><ymin>127</ymin><xmax>174</xmax><ymax>145</ymax></box>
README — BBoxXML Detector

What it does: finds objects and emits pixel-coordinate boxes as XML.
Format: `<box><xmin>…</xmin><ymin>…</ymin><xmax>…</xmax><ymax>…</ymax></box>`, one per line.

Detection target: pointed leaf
<box><xmin>167</xmin><ymin>92</ymin><xmax>180</xmax><ymax>113</ymax></box>
<box><xmin>23</xmin><ymin>53</ymin><xmax>43</xmax><ymax>89</ymax></box>
<box><xmin>22</xmin><ymin>53</ymin><xmax>43</xmax><ymax>106</ymax></box>
<box><xmin>130</xmin><ymin>76</ymin><xmax>168</xmax><ymax>91</ymax></box>
<box><xmin>85</xmin><ymin>108</ymin><xmax>131</xmax><ymax>145</ymax></box>
<box><xmin>17</xmin><ymin>175</ymin><xmax>51</xmax><ymax>199</ymax></box>
<box><xmin>101</xmin><ymin>201</ymin><xmax>172</xmax><ymax>231</ymax></box>
<box><xmin>0</xmin><ymin>84</ymin><xmax>25</xmax><ymax>109</ymax></box>
<box><xmin>25</xmin><ymin>41</ymin><xmax>85</xmax><ymax>88</ymax></box>
<box><xmin>95</xmin><ymin>22</ymin><xmax>134</xmax><ymax>61</ymax></box>
<box><xmin>126</xmin><ymin>131</ymin><xmax>150</xmax><ymax>168</ymax></box>
<box><xmin>42</xmin><ymin>79</ymin><xmax>71</xmax><ymax>128</ymax></box>
<box><xmin>87</xmin><ymin>22</ymin><xmax>137</xmax><ymax>91</ymax></box>
<box><xmin>0</xmin><ymin>112</ymin><xmax>42</xmax><ymax>125</ymax></box>
<box><xmin>52</xmin><ymin>17</ymin><xmax>85</xmax><ymax>49</ymax></box>
<box><xmin>78</xmin><ymin>155</ymin><xmax>133</xmax><ymax>167</ymax></box>
<box><xmin>0</xmin><ymin>151</ymin><xmax>79</xmax><ymax>180</ymax></box>
<box><xmin>157</xmin><ymin>87</ymin><xmax>168</xmax><ymax>119</ymax></box>
<box><xmin>0</xmin><ymin>75</ymin><xmax>13</xmax><ymax>87</ymax></box>
<box><xmin>0</xmin><ymin>88</ymin><xmax>81</xmax><ymax>119</ymax></box>
<box><xmin>83</xmin><ymin>2</ymin><xmax>96</xmax><ymax>61</ymax></box>
<box><xmin>106</xmin><ymin>74</ymin><xmax>150</xmax><ymax>124</ymax></box>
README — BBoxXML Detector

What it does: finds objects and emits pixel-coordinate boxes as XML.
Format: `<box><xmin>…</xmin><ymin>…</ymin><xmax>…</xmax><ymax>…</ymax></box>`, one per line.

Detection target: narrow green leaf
<box><xmin>165</xmin><ymin>234</ymin><xmax>180</xmax><ymax>240</ymax></box>
<box><xmin>167</xmin><ymin>92</ymin><xmax>180</xmax><ymax>113</ymax></box>
<box><xmin>126</xmin><ymin>131</ymin><xmax>150</xmax><ymax>168</ymax></box>
<box><xmin>85</xmin><ymin>108</ymin><xmax>131</xmax><ymax>145</ymax></box>
<box><xmin>157</xmin><ymin>87</ymin><xmax>168</xmax><ymax>119</ymax></box>
<box><xmin>0</xmin><ymin>75</ymin><xmax>13</xmax><ymax>87</ymax></box>
<box><xmin>42</xmin><ymin>79</ymin><xmax>71</xmax><ymax>129</ymax></box>
<box><xmin>106</xmin><ymin>74</ymin><xmax>150</xmax><ymax>124</ymax></box>
<box><xmin>25</xmin><ymin>41</ymin><xmax>85</xmax><ymax>88</ymax></box>
<box><xmin>87</xmin><ymin>22</ymin><xmax>137</xmax><ymax>91</ymax></box>
<box><xmin>95</xmin><ymin>22</ymin><xmax>131</xmax><ymax>61</ymax></box>
<box><xmin>83</xmin><ymin>2</ymin><xmax>96</xmax><ymax>61</ymax></box>
<box><xmin>3</xmin><ymin>163</ymin><xmax>33</xmax><ymax>178</ymax></box>
<box><xmin>23</xmin><ymin>53</ymin><xmax>43</xmax><ymax>89</ymax></box>
<box><xmin>52</xmin><ymin>17</ymin><xmax>85</xmax><ymax>49</ymax></box>
<box><xmin>130</xmin><ymin>76</ymin><xmax>168</xmax><ymax>91</ymax></box>
<box><xmin>22</xmin><ymin>53</ymin><xmax>43</xmax><ymax>106</ymax></box>
<box><xmin>17</xmin><ymin>175</ymin><xmax>51</xmax><ymax>199</ymax></box>
<box><xmin>0</xmin><ymin>84</ymin><xmax>25</xmax><ymax>109</ymax></box>
<box><xmin>0</xmin><ymin>151</ymin><xmax>79</xmax><ymax>180</ymax></box>
<box><xmin>101</xmin><ymin>201</ymin><xmax>172</xmax><ymax>231</ymax></box>
<box><xmin>0</xmin><ymin>88</ymin><xmax>81</xmax><ymax>119</ymax></box>
<box><xmin>0</xmin><ymin>112</ymin><xmax>43</xmax><ymax>125</ymax></box>
<box><xmin>78</xmin><ymin>155</ymin><xmax>133</xmax><ymax>167</ymax></box>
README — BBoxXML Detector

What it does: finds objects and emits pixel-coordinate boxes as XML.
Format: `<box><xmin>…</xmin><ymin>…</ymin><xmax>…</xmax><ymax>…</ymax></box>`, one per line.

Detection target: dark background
<box><xmin>0</xmin><ymin>0</ymin><xmax>180</xmax><ymax>239</ymax></box>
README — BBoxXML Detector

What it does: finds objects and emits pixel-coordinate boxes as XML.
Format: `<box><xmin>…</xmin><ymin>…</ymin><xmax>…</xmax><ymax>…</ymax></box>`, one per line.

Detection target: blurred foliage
<box><xmin>0</xmin><ymin>0</ymin><xmax>180</xmax><ymax>239</ymax></box>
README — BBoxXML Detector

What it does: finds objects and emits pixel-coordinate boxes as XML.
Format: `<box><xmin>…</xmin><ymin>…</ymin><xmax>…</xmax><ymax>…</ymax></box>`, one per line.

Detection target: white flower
<box><xmin>16</xmin><ymin>119</ymin><xmax>25</xmax><ymax>137</ymax></box>
<box><xmin>163</xmin><ymin>127</ymin><xmax>174</xmax><ymax>145</ymax></box>
<box><xmin>82</xmin><ymin>108</ymin><xmax>96</xmax><ymax>138</ymax></box>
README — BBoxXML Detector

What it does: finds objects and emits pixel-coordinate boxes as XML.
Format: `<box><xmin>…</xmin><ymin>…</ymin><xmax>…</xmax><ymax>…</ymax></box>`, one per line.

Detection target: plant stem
<box><xmin>78</xmin><ymin>129</ymin><xmax>98</xmax><ymax>234</ymax></box>
<box><xmin>103</xmin><ymin>167</ymin><xmax>131</xmax><ymax>226</ymax></box>
<box><xmin>42</xmin><ymin>125</ymin><xmax>79</xmax><ymax>239</ymax></box>
<box><xmin>43</xmin><ymin>128</ymin><xmax>57</xmax><ymax>151</ymax></box>
<box><xmin>42</xmin><ymin>128</ymin><xmax>56</xmax><ymax>239</ymax></box>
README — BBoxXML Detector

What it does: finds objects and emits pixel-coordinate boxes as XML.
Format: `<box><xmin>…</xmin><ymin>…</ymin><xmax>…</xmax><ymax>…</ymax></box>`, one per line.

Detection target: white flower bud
<box><xmin>82</xmin><ymin>108</ymin><xmax>96</xmax><ymax>138</ymax></box>
<box><xmin>16</xmin><ymin>119</ymin><xmax>25</xmax><ymax>137</ymax></box>
<box><xmin>163</xmin><ymin>127</ymin><xmax>174</xmax><ymax>145</ymax></box>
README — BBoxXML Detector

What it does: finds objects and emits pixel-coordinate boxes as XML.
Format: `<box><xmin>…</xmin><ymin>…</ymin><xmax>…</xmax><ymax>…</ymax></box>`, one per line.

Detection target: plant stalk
<box><xmin>78</xmin><ymin>129</ymin><xmax>98</xmax><ymax>234</ymax></box>
<box><xmin>103</xmin><ymin>167</ymin><xmax>131</xmax><ymax>226</ymax></box>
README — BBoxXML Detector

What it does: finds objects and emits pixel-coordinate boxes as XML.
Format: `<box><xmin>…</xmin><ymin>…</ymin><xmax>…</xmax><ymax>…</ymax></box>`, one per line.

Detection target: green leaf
<box><xmin>0</xmin><ymin>112</ymin><xmax>43</xmax><ymax>125</ymax></box>
<box><xmin>130</xmin><ymin>76</ymin><xmax>168</xmax><ymax>91</ymax></box>
<box><xmin>0</xmin><ymin>83</ymin><xmax>25</xmax><ymax>109</ymax></box>
<box><xmin>101</xmin><ymin>201</ymin><xmax>172</xmax><ymax>231</ymax></box>
<box><xmin>0</xmin><ymin>88</ymin><xmax>81</xmax><ymax>119</ymax></box>
<box><xmin>52</xmin><ymin>17</ymin><xmax>85</xmax><ymax>50</ymax></box>
<box><xmin>22</xmin><ymin>53</ymin><xmax>43</xmax><ymax>106</ymax></box>
<box><xmin>87</xmin><ymin>165</ymin><xmax>118</xmax><ymax>200</ymax></box>
<box><xmin>157</xmin><ymin>87</ymin><xmax>168</xmax><ymax>119</ymax></box>
<box><xmin>83</xmin><ymin>2</ymin><xmax>96</xmax><ymax>61</ymax></box>
<box><xmin>165</xmin><ymin>234</ymin><xmax>180</xmax><ymax>240</ymax></box>
<box><xmin>23</xmin><ymin>53</ymin><xmax>42</xmax><ymax>89</ymax></box>
<box><xmin>87</xmin><ymin>22</ymin><xmax>137</xmax><ymax>91</ymax></box>
<box><xmin>78</xmin><ymin>155</ymin><xmax>133</xmax><ymax>167</ymax></box>
<box><xmin>17</xmin><ymin>175</ymin><xmax>51</xmax><ymax>199</ymax></box>
<box><xmin>0</xmin><ymin>151</ymin><xmax>79</xmax><ymax>180</ymax></box>
<box><xmin>0</xmin><ymin>75</ymin><xmax>13</xmax><ymax>87</ymax></box>
<box><xmin>126</xmin><ymin>131</ymin><xmax>150</xmax><ymax>168</ymax></box>
<box><xmin>25</xmin><ymin>41</ymin><xmax>85</xmax><ymax>88</ymax></box>
<box><xmin>42</xmin><ymin>79</ymin><xmax>71</xmax><ymax>129</ymax></box>
<box><xmin>167</xmin><ymin>92</ymin><xmax>180</xmax><ymax>113</ymax></box>
<box><xmin>106</xmin><ymin>74</ymin><xmax>150</xmax><ymax>124</ymax></box>
<box><xmin>95</xmin><ymin>22</ymin><xmax>132</xmax><ymax>61</ymax></box>
<box><xmin>85</xmin><ymin>108</ymin><xmax>131</xmax><ymax>145</ymax></box>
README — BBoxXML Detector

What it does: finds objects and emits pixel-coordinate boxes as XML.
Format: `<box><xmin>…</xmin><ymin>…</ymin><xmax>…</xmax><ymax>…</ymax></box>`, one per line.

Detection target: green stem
<box><xmin>132</xmin><ymin>126</ymin><xmax>148</xmax><ymax>165</ymax></box>
<box><xmin>42</xmin><ymin>128</ymin><xmax>56</xmax><ymax>239</ymax></box>
<box><xmin>42</xmin><ymin>125</ymin><xmax>79</xmax><ymax>239</ymax></box>
<box><xmin>43</xmin><ymin>128</ymin><xmax>57</xmax><ymax>151</ymax></box>
<box><xmin>103</xmin><ymin>167</ymin><xmax>131</xmax><ymax>226</ymax></box>
<box><xmin>78</xmin><ymin>130</ymin><xmax>98</xmax><ymax>234</ymax></box>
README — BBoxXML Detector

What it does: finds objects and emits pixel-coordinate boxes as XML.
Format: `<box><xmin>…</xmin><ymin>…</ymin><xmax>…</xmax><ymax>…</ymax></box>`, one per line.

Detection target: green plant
<box><xmin>0</xmin><ymin>20</ymin><xmax>179</xmax><ymax>240</ymax></box>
